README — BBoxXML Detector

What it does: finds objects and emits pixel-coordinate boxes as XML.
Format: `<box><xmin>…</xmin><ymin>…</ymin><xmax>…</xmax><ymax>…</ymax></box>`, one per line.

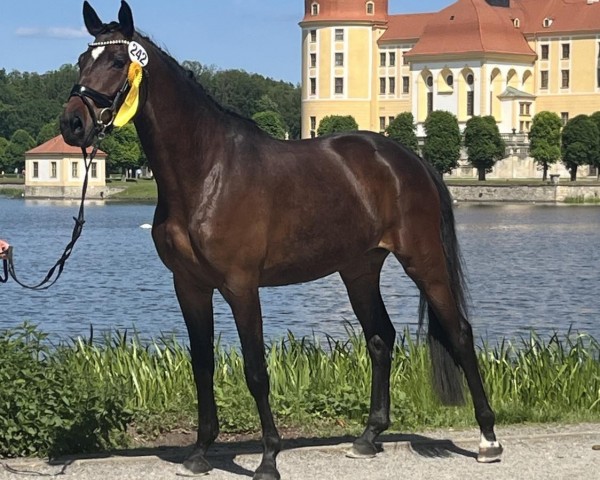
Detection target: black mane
<box><xmin>133</xmin><ymin>30</ymin><xmax>260</xmax><ymax>129</ymax></box>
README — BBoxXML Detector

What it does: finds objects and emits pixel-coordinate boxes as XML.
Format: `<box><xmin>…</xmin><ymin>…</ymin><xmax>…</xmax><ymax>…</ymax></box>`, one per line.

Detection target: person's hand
<box><xmin>0</xmin><ymin>239</ymin><xmax>9</xmax><ymax>259</ymax></box>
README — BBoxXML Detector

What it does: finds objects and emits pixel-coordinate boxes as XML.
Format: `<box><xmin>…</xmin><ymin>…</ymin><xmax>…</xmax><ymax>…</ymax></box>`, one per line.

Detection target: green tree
<box><xmin>252</xmin><ymin>111</ymin><xmax>287</xmax><ymax>139</ymax></box>
<box><xmin>464</xmin><ymin>116</ymin><xmax>505</xmax><ymax>181</ymax></box>
<box><xmin>385</xmin><ymin>112</ymin><xmax>419</xmax><ymax>154</ymax></box>
<box><xmin>5</xmin><ymin>129</ymin><xmax>36</xmax><ymax>172</ymax></box>
<box><xmin>528</xmin><ymin>111</ymin><xmax>562</xmax><ymax>181</ymax></box>
<box><xmin>561</xmin><ymin>115</ymin><xmax>599</xmax><ymax>181</ymax></box>
<box><xmin>100</xmin><ymin>124</ymin><xmax>142</xmax><ymax>175</ymax></box>
<box><xmin>589</xmin><ymin>111</ymin><xmax>600</xmax><ymax>179</ymax></box>
<box><xmin>37</xmin><ymin>121</ymin><xmax>60</xmax><ymax>145</ymax></box>
<box><xmin>0</xmin><ymin>137</ymin><xmax>9</xmax><ymax>173</ymax></box>
<box><xmin>422</xmin><ymin>110</ymin><xmax>461</xmax><ymax>175</ymax></box>
<box><xmin>317</xmin><ymin>115</ymin><xmax>359</xmax><ymax>136</ymax></box>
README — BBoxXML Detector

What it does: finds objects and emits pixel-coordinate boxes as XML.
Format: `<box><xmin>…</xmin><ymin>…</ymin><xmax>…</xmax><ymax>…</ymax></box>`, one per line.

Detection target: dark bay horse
<box><xmin>60</xmin><ymin>2</ymin><xmax>502</xmax><ymax>478</ymax></box>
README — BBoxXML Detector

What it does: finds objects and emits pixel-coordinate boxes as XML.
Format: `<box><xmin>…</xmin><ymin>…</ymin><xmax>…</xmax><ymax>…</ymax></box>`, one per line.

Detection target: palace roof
<box><xmin>26</xmin><ymin>135</ymin><xmax>107</xmax><ymax>157</ymax></box>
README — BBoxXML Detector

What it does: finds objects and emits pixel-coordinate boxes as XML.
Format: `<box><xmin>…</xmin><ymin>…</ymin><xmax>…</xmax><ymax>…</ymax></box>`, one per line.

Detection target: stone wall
<box><xmin>24</xmin><ymin>185</ymin><xmax>108</xmax><ymax>199</ymax></box>
<box><xmin>448</xmin><ymin>184</ymin><xmax>600</xmax><ymax>203</ymax></box>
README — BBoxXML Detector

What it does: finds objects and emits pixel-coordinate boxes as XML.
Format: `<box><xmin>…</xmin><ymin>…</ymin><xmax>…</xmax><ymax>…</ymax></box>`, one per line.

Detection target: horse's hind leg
<box><xmin>340</xmin><ymin>249</ymin><xmax>396</xmax><ymax>458</ymax></box>
<box><xmin>394</xmin><ymin>236</ymin><xmax>502</xmax><ymax>463</ymax></box>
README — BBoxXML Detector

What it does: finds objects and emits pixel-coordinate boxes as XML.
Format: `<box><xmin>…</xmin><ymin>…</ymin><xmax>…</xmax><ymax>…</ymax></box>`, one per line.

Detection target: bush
<box><xmin>0</xmin><ymin>324</ymin><xmax>132</xmax><ymax>457</ymax></box>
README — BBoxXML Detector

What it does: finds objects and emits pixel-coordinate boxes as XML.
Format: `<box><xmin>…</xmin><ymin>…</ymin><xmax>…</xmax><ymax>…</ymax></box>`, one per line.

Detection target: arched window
<box><xmin>426</xmin><ymin>75</ymin><xmax>433</xmax><ymax>88</ymax></box>
<box><xmin>311</xmin><ymin>2</ymin><xmax>319</xmax><ymax>16</ymax></box>
<box><xmin>513</xmin><ymin>18</ymin><xmax>520</xmax><ymax>28</ymax></box>
<box><xmin>366</xmin><ymin>2</ymin><xmax>375</xmax><ymax>15</ymax></box>
<box><xmin>543</xmin><ymin>17</ymin><xmax>553</xmax><ymax>28</ymax></box>
<box><xmin>447</xmin><ymin>74</ymin><xmax>454</xmax><ymax>87</ymax></box>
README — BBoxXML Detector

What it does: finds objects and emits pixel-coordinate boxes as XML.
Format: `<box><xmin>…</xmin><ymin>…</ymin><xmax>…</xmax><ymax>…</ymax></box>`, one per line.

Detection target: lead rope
<box><xmin>0</xmin><ymin>144</ymin><xmax>98</xmax><ymax>290</ymax></box>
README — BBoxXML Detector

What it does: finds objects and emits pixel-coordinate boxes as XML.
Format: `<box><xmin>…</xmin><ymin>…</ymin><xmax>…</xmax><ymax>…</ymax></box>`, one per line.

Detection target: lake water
<box><xmin>1</xmin><ymin>198</ymin><xmax>599</xmax><ymax>347</ymax></box>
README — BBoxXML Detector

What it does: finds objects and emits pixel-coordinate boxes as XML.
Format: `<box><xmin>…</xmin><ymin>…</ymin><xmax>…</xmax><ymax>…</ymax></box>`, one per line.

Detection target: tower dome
<box><xmin>302</xmin><ymin>0</ymin><xmax>388</xmax><ymax>24</ymax></box>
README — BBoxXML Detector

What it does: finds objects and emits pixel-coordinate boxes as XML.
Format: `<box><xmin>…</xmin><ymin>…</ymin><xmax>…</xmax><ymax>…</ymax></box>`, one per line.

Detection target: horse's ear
<box><xmin>118</xmin><ymin>1</ymin><xmax>135</xmax><ymax>39</ymax></box>
<box><xmin>83</xmin><ymin>1</ymin><xmax>104</xmax><ymax>36</ymax></box>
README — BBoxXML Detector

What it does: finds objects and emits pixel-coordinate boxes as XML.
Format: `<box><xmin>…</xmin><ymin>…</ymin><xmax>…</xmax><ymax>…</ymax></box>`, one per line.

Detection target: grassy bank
<box><xmin>0</xmin><ymin>323</ymin><xmax>598</xmax><ymax>458</ymax></box>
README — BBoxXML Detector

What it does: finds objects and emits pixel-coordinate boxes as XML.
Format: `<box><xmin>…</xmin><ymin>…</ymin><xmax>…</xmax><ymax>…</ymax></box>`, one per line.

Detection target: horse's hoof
<box><xmin>346</xmin><ymin>439</ymin><xmax>378</xmax><ymax>459</ymax></box>
<box><xmin>253</xmin><ymin>465</ymin><xmax>281</xmax><ymax>480</ymax></box>
<box><xmin>176</xmin><ymin>452</ymin><xmax>213</xmax><ymax>477</ymax></box>
<box><xmin>477</xmin><ymin>443</ymin><xmax>503</xmax><ymax>463</ymax></box>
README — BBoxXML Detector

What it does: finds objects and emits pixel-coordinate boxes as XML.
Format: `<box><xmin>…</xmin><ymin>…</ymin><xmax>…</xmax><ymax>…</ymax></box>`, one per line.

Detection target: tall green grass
<box><xmin>0</xmin><ymin>323</ymin><xmax>598</xmax><ymax>457</ymax></box>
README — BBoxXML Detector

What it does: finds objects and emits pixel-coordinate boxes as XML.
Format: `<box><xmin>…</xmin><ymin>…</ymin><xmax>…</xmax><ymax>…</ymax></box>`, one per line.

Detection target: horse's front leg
<box><xmin>220</xmin><ymin>282</ymin><xmax>282</xmax><ymax>480</ymax></box>
<box><xmin>173</xmin><ymin>278</ymin><xmax>219</xmax><ymax>475</ymax></box>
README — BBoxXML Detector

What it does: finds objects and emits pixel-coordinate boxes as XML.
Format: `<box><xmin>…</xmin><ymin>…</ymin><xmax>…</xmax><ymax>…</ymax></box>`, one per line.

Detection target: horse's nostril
<box><xmin>70</xmin><ymin>115</ymin><xmax>84</xmax><ymax>134</ymax></box>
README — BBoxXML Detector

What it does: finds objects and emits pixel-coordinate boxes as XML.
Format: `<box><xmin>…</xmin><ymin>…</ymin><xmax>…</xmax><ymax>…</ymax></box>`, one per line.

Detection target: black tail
<box><xmin>419</xmin><ymin>162</ymin><xmax>468</xmax><ymax>406</ymax></box>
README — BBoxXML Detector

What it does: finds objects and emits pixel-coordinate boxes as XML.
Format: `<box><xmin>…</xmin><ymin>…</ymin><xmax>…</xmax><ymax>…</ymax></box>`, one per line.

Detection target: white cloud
<box><xmin>15</xmin><ymin>26</ymin><xmax>88</xmax><ymax>39</ymax></box>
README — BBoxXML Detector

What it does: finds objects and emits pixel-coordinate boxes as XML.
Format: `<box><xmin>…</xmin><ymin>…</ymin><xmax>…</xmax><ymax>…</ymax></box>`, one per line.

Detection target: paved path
<box><xmin>1</xmin><ymin>423</ymin><xmax>598</xmax><ymax>479</ymax></box>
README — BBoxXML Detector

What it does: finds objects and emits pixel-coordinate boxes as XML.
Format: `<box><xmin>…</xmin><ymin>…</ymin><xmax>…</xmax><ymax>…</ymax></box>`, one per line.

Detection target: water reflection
<box><xmin>1</xmin><ymin>199</ymin><xmax>599</xmax><ymax>346</ymax></box>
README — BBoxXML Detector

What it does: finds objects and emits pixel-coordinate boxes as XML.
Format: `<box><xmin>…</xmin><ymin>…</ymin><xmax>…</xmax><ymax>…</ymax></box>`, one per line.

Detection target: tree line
<box><xmin>0</xmin><ymin>62</ymin><xmax>301</xmax><ymax>174</ymax></box>
<box><xmin>318</xmin><ymin>110</ymin><xmax>600</xmax><ymax>181</ymax></box>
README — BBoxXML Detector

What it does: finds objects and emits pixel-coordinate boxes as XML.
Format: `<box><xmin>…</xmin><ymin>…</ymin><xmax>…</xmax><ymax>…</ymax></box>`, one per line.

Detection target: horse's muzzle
<box><xmin>60</xmin><ymin>99</ymin><xmax>95</xmax><ymax>148</ymax></box>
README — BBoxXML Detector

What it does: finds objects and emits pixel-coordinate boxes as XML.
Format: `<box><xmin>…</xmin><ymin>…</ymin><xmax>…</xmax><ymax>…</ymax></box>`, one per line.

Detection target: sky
<box><xmin>0</xmin><ymin>0</ymin><xmax>451</xmax><ymax>84</ymax></box>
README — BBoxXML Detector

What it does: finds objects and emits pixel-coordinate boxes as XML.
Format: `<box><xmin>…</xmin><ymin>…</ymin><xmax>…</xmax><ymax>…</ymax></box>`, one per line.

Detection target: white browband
<box><xmin>88</xmin><ymin>39</ymin><xmax>131</xmax><ymax>47</ymax></box>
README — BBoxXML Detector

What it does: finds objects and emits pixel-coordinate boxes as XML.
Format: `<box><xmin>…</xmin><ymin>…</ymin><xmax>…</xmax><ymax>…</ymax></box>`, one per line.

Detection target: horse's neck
<box><xmin>135</xmin><ymin>49</ymin><xmax>228</xmax><ymax>209</ymax></box>
<box><xmin>134</xmin><ymin>50</ymin><xmax>224</xmax><ymax>182</ymax></box>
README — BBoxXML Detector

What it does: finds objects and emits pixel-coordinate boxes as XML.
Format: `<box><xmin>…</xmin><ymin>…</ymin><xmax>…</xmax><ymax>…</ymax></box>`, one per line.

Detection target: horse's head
<box><xmin>61</xmin><ymin>1</ymin><xmax>141</xmax><ymax>147</ymax></box>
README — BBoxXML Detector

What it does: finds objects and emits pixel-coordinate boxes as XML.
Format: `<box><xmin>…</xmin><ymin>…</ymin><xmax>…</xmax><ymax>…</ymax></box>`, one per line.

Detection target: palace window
<box><xmin>335</xmin><ymin>52</ymin><xmax>344</xmax><ymax>67</ymax></box>
<box><xmin>519</xmin><ymin>102</ymin><xmax>531</xmax><ymax>116</ymax></box>
<box><xmin>402</xmin><ymin>76</ymin><xmax>409</xmax><ymax>94</ymax></box>
<box><xmin>541</xmin><ymin>44</ymin><xmax>549</xmax><ymax>60</ymax></box>
<box><xmin>310</xmin><ymin>53</ymin><xmax>316</xmax><ymax>68</ymax></box>
<box><xmin>310</xmin><ymin>77</ymin><xmax>316</xmax><ymax>95</ymax></box>
<box><xmin>561</xmin><ymin>69</ymin><xmax>570</xmax><ymax>89</ymax></box>
<box><xmin>467</xmin><ymin>91</ymin><xmax>474</xmax><ymax>116</ymax></box>
<box><xmin>71</xmin><ymin>161</ymin><xmax>78</xmax><ymax>178</ymax></box>
<box><xmin>540</xmin><ymin>70</ymin><xmax>549</xmax><ymax>89</ymax></box>
<box><xmin>466</xmin><ymin>73</ymin><xmax>474</xmax><ymax>85</ymax></box>
<box><xmin>310</xmin><ymin>116</ymin><xmax>316</xmax><ymax>138</ymax></box>
<box><xmin>561</xmin><ymin>112</ymin><xmax>569</xmax><ymax>126</ymax></box>
<box><xmin>335</xmin><ymin>29</ymin><xmax>344</xmax><ymax>42</ymax></box>
<box><xmin>389</xmin><ymin>77</ymin><xmax>396</xmax><ymax>94</ymax></box>
<box><xmin>427</xmin><ymin>92</ymin><xmax>433</xmax><ymax>115</ymax></box>
<box><xmin>335</xmin><ymin>77</ymin><xmax>344</xmax><ymax>94</ymax></box>
<box><xmin>379</xmin><ymin>77</ymin><xmax>386</xmax><ymax>94</ymax></box>
<box><xmin>446</xmin><ymin>74</ymin><xmax>454</xmax><ymax>87</ymax></box>
<box><xmin>379</xmin><ymin>116</ymin><xmax>386</xmax><ymax>133</ymax></box>
<box><xmin>32</xmin><ymin>161</ymin><xmax>38</xmax><ymax>178</ymax></box>
<box><xmin>598</xmin><ymin>42</ymin><xmax>600</xmax><ymax>87</ymax></box>
<box><xmin>311</xmin><ymin>2</ymin><xmax>319</xmax><ymax>16</ymax></box>
<box><xmin>561</xmin><ymin>43</ymin><xmax>570</xmax><ymax>60</ymax></box>
<box><xmin>426</xmin><ymin>75</ymin><xmax>433</xmax><ymax>88</ymax></box>
<box><xmin>91</xmin><ymin>162</ymin><xmax>98</xmax><ymax>179</ymax></box>
<box><xmin>50</xmin><ymin>161</ymin><xmax>57</xmax><ymax>178</ymax></box>
<box><xmin>389</xmin><ymin>52</ymin><xmax>396</xmax><ymax>67</ymax></box>
<box><xmin>380</xmin><ymin>52</ymin><xmax>386</xmax><ymax>67</ymax></box>
<box><xmin>310</xmin><ymin>30</ymin><xmax>316</xmax><ymax>43</ymax></box>
<box><xmin>366</xmin><ymin>2</ymin><xmax>374</xmax><ymax>15</ymax></box>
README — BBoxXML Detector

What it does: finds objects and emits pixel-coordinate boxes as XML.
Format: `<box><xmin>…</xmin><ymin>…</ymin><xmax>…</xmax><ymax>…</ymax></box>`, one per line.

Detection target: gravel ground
<box><xmin>1</xmin><ymin>423</ymin><xmax>598</xmax><ymax>479</ymax></box>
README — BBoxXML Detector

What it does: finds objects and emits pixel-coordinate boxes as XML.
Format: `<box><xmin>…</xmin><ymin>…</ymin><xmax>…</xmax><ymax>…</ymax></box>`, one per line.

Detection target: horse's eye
<box><xmin>112</xmin><ymin>58</ymin><xmax>127</xmax><ymax>69</ymax></box>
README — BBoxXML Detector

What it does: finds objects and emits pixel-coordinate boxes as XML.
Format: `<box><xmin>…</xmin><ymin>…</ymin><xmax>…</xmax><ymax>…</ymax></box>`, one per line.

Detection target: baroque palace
<box><xmin>299</xmin><ymin>0</ymin><xmax>600</xmax><ymax>177</ymax></box>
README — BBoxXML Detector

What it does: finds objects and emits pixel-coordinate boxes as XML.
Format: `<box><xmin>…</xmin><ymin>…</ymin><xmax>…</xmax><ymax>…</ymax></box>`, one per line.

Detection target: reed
<box><xmin>0</xmin><ymin>323</ymin><xmax>598</xmax><ymax>457</ymax></box>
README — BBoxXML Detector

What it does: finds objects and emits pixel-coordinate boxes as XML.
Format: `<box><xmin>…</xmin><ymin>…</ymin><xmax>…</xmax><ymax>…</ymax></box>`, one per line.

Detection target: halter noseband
<box><xmin>69</xmin><ymin>39</ymin><xmax>135</xmax><ymax>139</ymax></box>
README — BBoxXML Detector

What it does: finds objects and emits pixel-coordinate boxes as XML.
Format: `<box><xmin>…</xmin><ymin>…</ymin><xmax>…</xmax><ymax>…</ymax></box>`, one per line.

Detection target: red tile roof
<box><xmin>379</xmin><ymin>0</ymin><xmax>600</xmax><ymax>56</ymax></box>
<box><xmin>517</xmin><ymin>0</ymin><xmax>600</xmax><ymax>35</ymax></box>
<box><xmin>26</xmin><ymin>135</ymin><xmax>106</xmax><ymax>157</ymax></box>
<box><xmin>405</xmin><ymin>0</ymin><xmax>535</xmax><ymax>58</ymax></box>
<box><xmin>379</xmin><ymin>13</ymin><xmax>434</xmax><ymax>42</ymax></box>
<box><xmin>301</xmin><ymin>0</ymin><xmax>388</xmax><ymax>24</ymax></box>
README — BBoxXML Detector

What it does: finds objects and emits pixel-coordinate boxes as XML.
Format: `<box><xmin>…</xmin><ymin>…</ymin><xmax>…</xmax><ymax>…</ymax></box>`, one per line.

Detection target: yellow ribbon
<box><xmin>113</xmin><ymin>62</ymin><xmax>143</xmax><ymax>127</ymax></box>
